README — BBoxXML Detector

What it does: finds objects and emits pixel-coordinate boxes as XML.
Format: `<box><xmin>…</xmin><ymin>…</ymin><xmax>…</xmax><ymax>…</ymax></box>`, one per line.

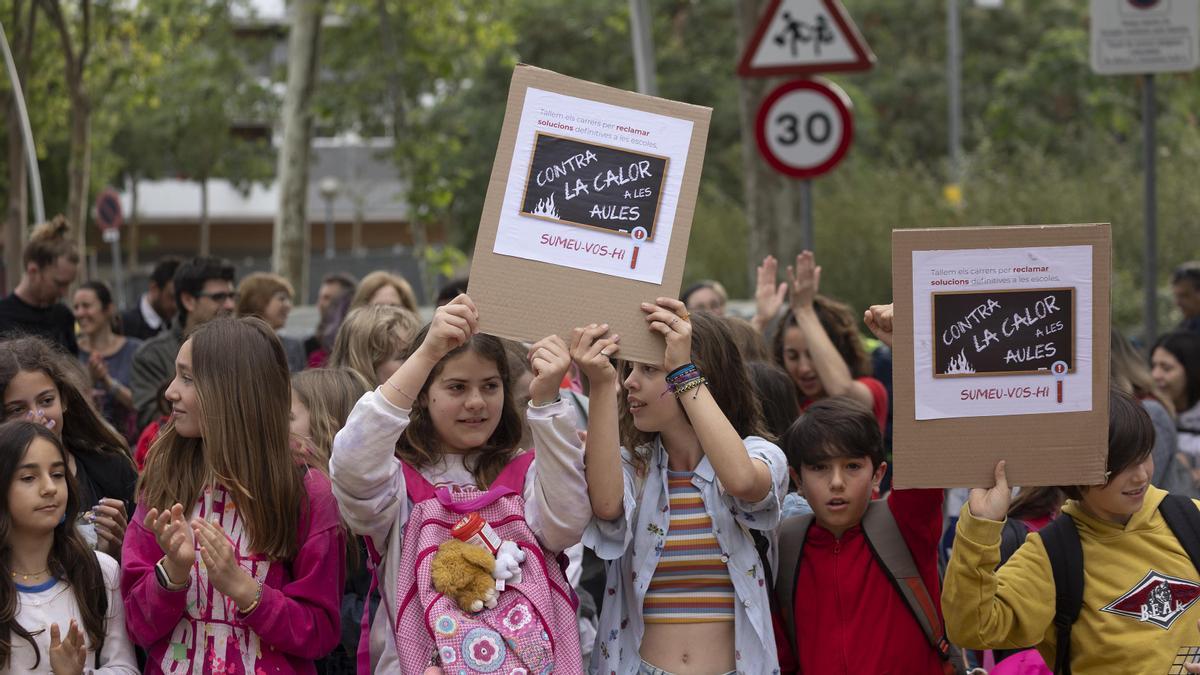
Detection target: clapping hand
<box><xmin>48</xmin><ymin>620</ymin><xmax>86</xmax><ymax>675</ymax></box>
<box><xmin>144</xmin><ymin>504</ymin><xmax>195</xmax><ymax>585</ymax></box>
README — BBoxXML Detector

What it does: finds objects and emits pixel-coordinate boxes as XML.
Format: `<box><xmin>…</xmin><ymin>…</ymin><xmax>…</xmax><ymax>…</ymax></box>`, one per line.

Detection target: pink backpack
<box><xmin>393</xmin><ymin>451</ymin><xmax>581</xmax><ymax>674</ymax></box>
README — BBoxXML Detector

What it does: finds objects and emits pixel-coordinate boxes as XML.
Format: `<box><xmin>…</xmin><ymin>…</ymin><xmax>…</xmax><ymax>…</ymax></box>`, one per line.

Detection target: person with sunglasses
<box><xmin>131</xmin><ymin>257</ymin><xmax>238</xmax><ymax>430</ymax></box>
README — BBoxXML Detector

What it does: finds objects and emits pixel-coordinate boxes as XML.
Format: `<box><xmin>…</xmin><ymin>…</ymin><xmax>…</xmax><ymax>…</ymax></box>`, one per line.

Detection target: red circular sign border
<box><xmin>754</xmin><ymin>78</ymin><xmax>854</xmax><ymax>180</ymax></box>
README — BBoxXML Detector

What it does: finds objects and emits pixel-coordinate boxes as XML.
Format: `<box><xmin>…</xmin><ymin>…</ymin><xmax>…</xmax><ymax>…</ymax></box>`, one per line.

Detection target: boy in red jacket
<box><xmin>776</xmin><ymin>395</ymin><xmax>946</xmax><ymax>674</ymax></box>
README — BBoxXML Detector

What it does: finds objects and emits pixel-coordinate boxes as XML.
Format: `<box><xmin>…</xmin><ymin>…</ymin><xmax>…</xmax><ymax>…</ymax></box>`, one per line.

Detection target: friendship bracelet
<box><xmin>666</xmin><ymin>363</ymin><xmax>697</xmax><ymax>382</ymax></box>
<box><xmin>673</xmin><ymin>377</ymin><xmax>708</xmax><ymax>399</ymax></box>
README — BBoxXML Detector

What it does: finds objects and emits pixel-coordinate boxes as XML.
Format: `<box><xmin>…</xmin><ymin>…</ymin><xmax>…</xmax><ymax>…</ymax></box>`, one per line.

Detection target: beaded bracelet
<box><xmin>667</xmin><ymin>368</ymin><xmax>703</xmax><ymax>392</ymax></box>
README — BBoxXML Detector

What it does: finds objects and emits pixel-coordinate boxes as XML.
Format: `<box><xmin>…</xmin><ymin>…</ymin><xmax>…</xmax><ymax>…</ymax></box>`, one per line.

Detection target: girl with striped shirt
<box><xmin>577</xmin><ymin>299</ymin><xmax>788</xmax><ymax>674</ymax></box>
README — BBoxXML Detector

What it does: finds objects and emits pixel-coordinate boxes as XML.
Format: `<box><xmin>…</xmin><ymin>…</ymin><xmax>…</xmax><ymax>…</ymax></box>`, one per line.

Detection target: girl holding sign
<box><xmin>581</xmin><ymin>298</ymin><xmax>788</xmax><ymax>675</ymax></box>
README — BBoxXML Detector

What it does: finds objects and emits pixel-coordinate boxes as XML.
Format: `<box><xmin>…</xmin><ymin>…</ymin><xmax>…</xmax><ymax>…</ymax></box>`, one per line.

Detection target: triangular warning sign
<box><xmin>738</xmin><ymin>0</ymin><xmax>876</xmax><ymax>78</ymax></box>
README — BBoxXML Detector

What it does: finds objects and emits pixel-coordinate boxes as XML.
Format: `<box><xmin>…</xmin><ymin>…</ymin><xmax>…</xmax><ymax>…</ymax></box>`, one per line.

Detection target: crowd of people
<box><xmin>1</xmin><ymin>215</ymin><xmax>1200</xmax><ymax>674</ymax></box>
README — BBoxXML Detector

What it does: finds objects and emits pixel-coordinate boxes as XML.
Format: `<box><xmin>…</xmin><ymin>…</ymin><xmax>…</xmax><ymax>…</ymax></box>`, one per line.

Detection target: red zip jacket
<box><xmin>777</xmin><ymin>487</ymin><xmax>946</xmax><ymax>674</ymax></box>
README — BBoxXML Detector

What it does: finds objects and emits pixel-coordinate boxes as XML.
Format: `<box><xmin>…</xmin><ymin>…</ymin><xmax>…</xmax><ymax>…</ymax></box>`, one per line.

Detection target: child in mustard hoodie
<box><xmin>943</xmin><ymin>389</ymin><xmax>1200</xmax><ymax>675</ymax></box>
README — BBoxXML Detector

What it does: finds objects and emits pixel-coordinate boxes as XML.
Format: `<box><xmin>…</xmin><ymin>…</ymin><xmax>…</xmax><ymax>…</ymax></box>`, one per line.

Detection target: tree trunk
<box><xmin>5</xmin><ymin>0</ymin><xmax>35</xmax><ymax>291</ymax></box>
<box><xmin>736</xmin><ymin>0</ymin><xmax>803</xmax><ymax>289</ymax></box>
<box><xmin>66</xmin><ymin>91</ymin><xmax>92</xmax><ymax>253</ymax></box>
<box><xmin>272</xmin><ymin>0</ymin><xmax>325</xmax><ymax>303</ymax></box>
<box><xmin>199</xmin><ymin>178</ymin><xmax>210</xmax><ymax>256</ymax></box>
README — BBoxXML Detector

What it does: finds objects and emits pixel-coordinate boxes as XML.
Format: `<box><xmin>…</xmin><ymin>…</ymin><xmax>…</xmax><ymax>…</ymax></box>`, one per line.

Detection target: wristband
<box><xmin>155</xmin><ymin>557</ymin><xmax>189</xmax><ymax>591</ymax></box>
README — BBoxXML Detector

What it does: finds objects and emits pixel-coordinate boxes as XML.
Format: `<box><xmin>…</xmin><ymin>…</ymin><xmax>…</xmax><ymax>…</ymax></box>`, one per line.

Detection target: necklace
<box><xmin>10</xmin><ymin>567</ymin><xmax>50</xmax><ymax>582</ymax></box>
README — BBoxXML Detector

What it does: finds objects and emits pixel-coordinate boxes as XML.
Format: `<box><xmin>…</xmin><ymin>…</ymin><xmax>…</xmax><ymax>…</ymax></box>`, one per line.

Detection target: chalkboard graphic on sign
<box><xmin>520</xmin><ymin>132</ymin><xmax>669</xmax><ymax>239</ymax></box>
<box><xmin>932</xmin><ymin>287</ymin><xmax>1075</xmax><ymax>378</ymax></box>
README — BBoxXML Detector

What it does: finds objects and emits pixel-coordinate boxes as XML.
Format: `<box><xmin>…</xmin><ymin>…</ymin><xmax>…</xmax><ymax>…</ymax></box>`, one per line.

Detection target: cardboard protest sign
<box><xmin>469</xmin><ymin>65</ymin><xmax>711</xmax><ymax>363</ymax></box>
<box><xmin>892</xmin><ymin>224</ymin><xmax>1111</xmax><ymax>488</ymax></box>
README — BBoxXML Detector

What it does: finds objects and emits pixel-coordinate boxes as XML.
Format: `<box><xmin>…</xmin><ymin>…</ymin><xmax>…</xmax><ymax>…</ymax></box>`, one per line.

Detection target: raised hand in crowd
<box><xmin>527</xmin><ymin>333</ymin><xmax>573</xmax><ymax>406</ymax></box>
<box><xmin>752</xmin><ymin>254</ymin><xmax>789</xmax><ymax>333</ymax></box>
<box><xmin>864</xmin><ymin>303</ymin><xmax>895</xmax><ymax>348</ymax></box>
<box><xmin>92</xmin><ymin>497</ymin><xmax>129</xmax><ymax>558</ymax></box>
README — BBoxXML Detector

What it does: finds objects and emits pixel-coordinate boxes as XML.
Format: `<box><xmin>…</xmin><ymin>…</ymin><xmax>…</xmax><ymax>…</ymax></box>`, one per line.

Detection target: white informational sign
<box><xmin>911</xmin><ymin>245</ymin><xmax>1094</xmax><ymax>421</ymax></box>
<box><xmin>738</xmin><ymin>0</ymin><xmax>874</xmax><ymax>77</ymax></box>
<box><xmin>492</xmin><ymin>87</ymin><xmax>694</xmax><ymax>285</ymax></box>
<box><xmin>1091</xmin><ymin>0</ymin><xmax>1200</xmax><ymax>75</ymax></box>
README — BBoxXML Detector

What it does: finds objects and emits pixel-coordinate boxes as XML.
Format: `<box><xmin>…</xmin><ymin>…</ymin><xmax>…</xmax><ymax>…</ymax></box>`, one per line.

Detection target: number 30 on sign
<box><xmin>755</xmin><ymin>78</ymin><xmax>853</xmax><ymax>179</ymax></box>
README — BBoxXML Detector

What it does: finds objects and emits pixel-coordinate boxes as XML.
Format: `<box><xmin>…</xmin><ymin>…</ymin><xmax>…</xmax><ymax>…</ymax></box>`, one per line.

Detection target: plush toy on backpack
<box><xmin>431</xmin><ymin>537</ymin><xmax>527</xmax><ymax>613</ymax></box>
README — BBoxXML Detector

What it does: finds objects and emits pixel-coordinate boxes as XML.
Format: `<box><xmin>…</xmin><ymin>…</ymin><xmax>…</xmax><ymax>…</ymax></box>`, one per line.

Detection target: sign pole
<box><xmin>800</xmin><ymin>179</ymin><xmax>814</xmax><ymax>251</ymax></box>
<box><xmin>1143</xmin><ymin>72</ymin><xmax>1157</xmax><ymax>343</ymax></box>
<box><xmin>106</xmin><ymin>230</ymin><xmax>126</xmax><ymax>311</ymax></box>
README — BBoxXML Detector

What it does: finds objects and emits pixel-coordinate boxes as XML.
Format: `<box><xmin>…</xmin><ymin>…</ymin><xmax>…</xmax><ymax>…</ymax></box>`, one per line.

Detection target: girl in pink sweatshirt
<box><xmin>120</xmin><ymin>317</ymin><xmax>346</xmax><ymax>674</ymax></box>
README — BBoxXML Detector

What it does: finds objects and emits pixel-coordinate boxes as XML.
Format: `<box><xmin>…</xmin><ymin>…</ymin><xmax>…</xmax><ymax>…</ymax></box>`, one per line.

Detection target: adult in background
<box><xmin>120</xmin><ymin>255</ymin><xmax>181</xmax><ymax>340</ymax></box>
<box><xmin>236</xmin><ymin>272</ymin><xmax>306</xmax><ymax>372</ymax></box>
<box><xmin>0</xmin><ymin>216</ymin><xmax>80</xmax><ymax>354</ymax></box>
<box><xmin>1111</xmin><ymin>327</ymin><xmax>1193</xmax><ymax>495</ymax></box>
<box><xmin>131</xmin><ymin>256</ymin><xmax>236</xmax><ymax>429</ymax></box>
<box><xmin>1152</xmin><ymin>331</ymin><xmax>1200</xmax><ymax>466</ymax></box>
<box><xmin>1172</xmin><ymin>261</ymin><xmax>1200</xmax><ymax>333</ymax></box>
<box><xmin>349</xmin><ymin>270</ymin><xmax>418</xmax><ymax>313</ymax></box>
<box><xmin>680</xmin><ymin>279</ymin><xmax>727</xmax><ymax>315</ymax></box>
<box><xmin>75</xmin><ymin>281</ymin><xmax>143</xmax><ymax>443</ymax></box>
<box><xmin>305</xmin><ymin>272</ymin><xmax>357</xmax><ymax>362</ymax></box>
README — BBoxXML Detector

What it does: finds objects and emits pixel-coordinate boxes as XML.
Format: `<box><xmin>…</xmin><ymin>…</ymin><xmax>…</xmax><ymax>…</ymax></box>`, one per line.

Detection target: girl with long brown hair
<box><xmin>120</xmin><ymin>317</ymin><xmax>345</xmax><ymax>674</ymax></box>
<box><xmin>763</xmin><ymin>251</ymin><xmax>889</xmax><ymax>430</ymax></box>
<box><xmin>0</xmin><ymin>336</ymin><xmax>136</xmax><ymax>558</ymax></box>
<box><xmin>0</xmin><ymin>420</ymin><xmax>137</xmax><ymax>673</ymax></box>
<box><xmin>330</xmin><ymin>294</ymin><xmax>590</xmax><ymax>673</ymax></box>
<box><xmin>580</xmin><ymin>298</ymin><xmax>789</xmax><ymax>674</ymax></box>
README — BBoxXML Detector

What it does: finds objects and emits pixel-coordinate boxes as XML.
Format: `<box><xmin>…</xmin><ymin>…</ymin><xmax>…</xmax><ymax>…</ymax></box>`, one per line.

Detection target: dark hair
<box><xmin>78</xmin><ymin>281</ymin><xmax>113</xmax><ymax>309</ymax></box>
<box><xmin>1062</xmin><ymin>389</ymin><xmax>1155</xmax><ymax>501</ymax></box>
<box><xmin>173</xmin><ymin>256</ymin><xmax>236</xmax><ymax>326</ymax></box>
<box><xmin>1171</xmin><ymin>261</ymin><xmax>1200</xmax><ymax>288</ymax></box>
<box><xmin>149</xmin><ymin>256</ymin><xmax>183</xmax><ymax>289</ymax></box>
<box><xmin>782</xmin><ymin>396</ymin><xmax>885</xmax><ymax>471</ymax></box>
<box><xmin>1008</xmin><ymin>486</ymin><xmax>1064</xmax><ymax>523</ymax></box>
<box><xmin>619</xmin><ymin>311</ymin><xmax>768</xmax><ymax>474</ymax></box>
<box><xmin>748</xmin><ymin>361</ymin><xmax>799</xmax><ymax>442</ymax></box>
<box><xmin>1153</xmin><ymin>331</ymin><xmax>1200</xmax><ymax>410</ymax></box>
<box><xmin>0</xmin><ymin>421</ymin><xmax>107</xmax><ymax>669</ymax></box>
<box><xmin>436</xmin><ymin>277</ymin><xmax>470</xmax><ymax>307</ymax></box>
<box><xmin>76</xmin><ymin>281</ymin><xmax>120</xmax><ymax>334</ymax></box>
<box><xmin>321</xmin><ymin>272</ymin><xmax>358</xmax><ymax>293</ymax></box>
<box><xmin>0</xmin><ymin>336</ymin><xmax>132</xmax><ymax>463</ymax></box>
<box><xmin>772</xmin><ymin>298</ymin><xmax>870</xmax><ymax>394</ymax></box>
<box><xmin>680</xmin><ymin>280</ymin><xmax>727</xmax><ymax>308</ymax></box>
<box><xmin>397</xmin><ymin>326</ymin><xmax>523</xmax><ymax>488</ymax></box>
<box><xmin>723</xmin><ymin>316</ymin><xmax>771</xmax><ymax>363</ymax></box>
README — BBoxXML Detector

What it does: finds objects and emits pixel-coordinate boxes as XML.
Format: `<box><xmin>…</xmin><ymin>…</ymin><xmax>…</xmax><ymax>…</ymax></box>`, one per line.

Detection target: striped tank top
<box><xmin>643</xmin><ymin>470</ymin><xmax>735</xmax><ymax>623</ymax></box>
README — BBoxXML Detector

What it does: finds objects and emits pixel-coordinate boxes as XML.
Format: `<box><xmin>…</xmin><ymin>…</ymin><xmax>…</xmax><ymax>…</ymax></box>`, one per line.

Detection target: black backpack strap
<box><xmin>1158</xmin><ymin>494</ymin><xmax>1200</xmax><ymax>573</ymax></box>
<box><xmin>774</xmin><ymin>513</ymin><xmax>814</xmax><ymax>665</ymax></box>
<box><xmin>860</xmin><ymin>500</ymin><xmax>954</xmax><ymax>664</ymax></box>
<box><xmin>1039</xmin><ymin>513</ymin><xmax>1083</xmax><ymax>675</ymax></box>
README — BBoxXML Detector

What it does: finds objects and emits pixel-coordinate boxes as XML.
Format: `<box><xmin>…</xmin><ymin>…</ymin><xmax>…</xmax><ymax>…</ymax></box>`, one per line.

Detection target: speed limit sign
<box><xmin>755</xmin><ymin>78</ymin><xmax>853</xmax><ymax>179</ymax></box>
